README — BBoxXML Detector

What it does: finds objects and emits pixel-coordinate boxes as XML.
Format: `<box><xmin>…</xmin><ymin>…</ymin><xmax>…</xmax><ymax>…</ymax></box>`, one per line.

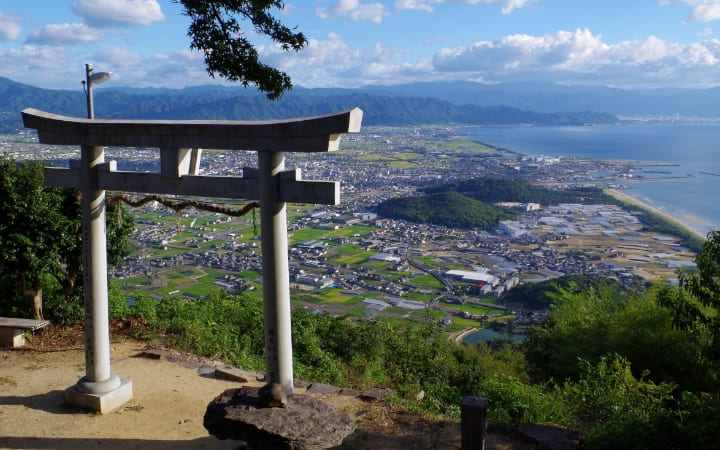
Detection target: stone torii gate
<box><xmin>22</xmin><ymin>107</ymin><xmax>363</xmax><ymax>413</ymax></box>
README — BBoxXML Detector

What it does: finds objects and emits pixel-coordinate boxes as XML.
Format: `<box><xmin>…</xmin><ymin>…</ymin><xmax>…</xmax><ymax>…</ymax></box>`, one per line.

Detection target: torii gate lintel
<box><xmin>44</xmin><ymin>161</ymin><xmax>340</xmax><ymax>204</ymax></box>
<box><xmin>22</xmin><ymin>107</ymin><xmax>362</xmax><ymax>413</ymax></box>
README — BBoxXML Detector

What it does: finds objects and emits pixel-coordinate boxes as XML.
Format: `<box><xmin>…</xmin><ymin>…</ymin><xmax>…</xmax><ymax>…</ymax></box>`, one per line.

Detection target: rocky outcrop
<box><xmin>513</xmin><ymin>424</ymin><xmax>584</xmax><ymax>450</ymax></box>
<box><xmin>204</xmin><ymin>386</ymin><xmax>355</xmax><ymax>449</ymax></box>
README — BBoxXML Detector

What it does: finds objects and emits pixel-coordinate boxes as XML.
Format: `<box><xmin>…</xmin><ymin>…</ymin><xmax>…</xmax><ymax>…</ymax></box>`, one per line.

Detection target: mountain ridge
<box><xmin>4</xmin><ymin>76</ymin><xmax>716</xmax><ymax>131</ymax></box>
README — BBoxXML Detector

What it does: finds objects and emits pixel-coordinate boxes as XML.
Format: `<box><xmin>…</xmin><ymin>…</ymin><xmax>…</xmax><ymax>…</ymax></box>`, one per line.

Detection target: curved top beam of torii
<box><xmin>22</xmin><ymin>107</ymin><xmax>363</xmax><ymax>152</ymax></box>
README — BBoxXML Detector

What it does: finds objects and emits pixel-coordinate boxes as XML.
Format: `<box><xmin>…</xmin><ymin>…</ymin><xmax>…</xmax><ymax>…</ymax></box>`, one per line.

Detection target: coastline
<box><xmin>604</xmin><ymin>188</ymin><xmax>708</xmax><ymax>241</ymax></box>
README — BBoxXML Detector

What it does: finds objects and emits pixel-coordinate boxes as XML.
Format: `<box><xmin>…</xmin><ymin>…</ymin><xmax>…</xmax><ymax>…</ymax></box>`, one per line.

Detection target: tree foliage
<box><xmin>503</xmin><ymin>275</ymin><xmax>627</xmax><ymax>310</ymax></box>
<box><xmin>659</xmin><ymin>230</ymin><xmax>720</xmax><ymax>364</ymax></box>
<box><xmin>421</xmin><ymin>177</ymin><xmax>617</xmax><ymax>205</ymax></box>
<box><xmin>110</xmin><ymin>286</ymin><xmax>720</xmax><ymax>445</ymax></box>
<box><xmin>0</xmin><ymin>156</ymin><xmax>134</xmax><ymax>321</ymax></box>
<box><xmin>523</xmin><ymin>282</ymin><xmax>714</xmax><ymax>392</ymax></box>
<box><xmin>0</xmin><ymin>158</ymin><xmax>66</xmax><ymax>318</ymax></box>
<box><xmin>375</xmin><ymin>191</ymin><xmax>517</xmax><ymax>230</ymax></box>
<box><xmin>179</xmin><ymin>0</ymin><xmax>307</xmax><ymax>99</ymax></box>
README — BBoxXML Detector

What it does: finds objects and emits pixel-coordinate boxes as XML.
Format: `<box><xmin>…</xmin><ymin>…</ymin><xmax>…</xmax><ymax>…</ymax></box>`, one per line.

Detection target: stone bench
<box><xmin>0</xmin><ymin>317</ymin><xmax>50</xmax><ymax>347</ymax></box>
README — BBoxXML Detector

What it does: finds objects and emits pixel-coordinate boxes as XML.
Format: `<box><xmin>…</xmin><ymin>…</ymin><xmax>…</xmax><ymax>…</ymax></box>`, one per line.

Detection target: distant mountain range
<box><xmin>2</xmin><ymin>76</ymin><xmax>718</xmax><ymax>132</ymax></box>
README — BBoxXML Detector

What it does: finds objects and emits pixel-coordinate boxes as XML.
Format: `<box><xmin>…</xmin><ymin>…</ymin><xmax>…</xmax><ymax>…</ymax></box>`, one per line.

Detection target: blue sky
<box><xmin>1</xmin><ymin>0</ymin><xmax>720</xmax><ymax>91</ymax></box>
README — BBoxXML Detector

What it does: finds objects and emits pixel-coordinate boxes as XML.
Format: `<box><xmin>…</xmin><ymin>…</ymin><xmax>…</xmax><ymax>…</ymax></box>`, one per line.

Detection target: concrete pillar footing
<box><xmin>75</xmin><ymin>373</ymin><xmax>122</xmax><ymax>394</ymax></box>
<box><xmin>65</xmin><ymin>379</ymin><xmax>133</xmax><ymax>414</ymax></box>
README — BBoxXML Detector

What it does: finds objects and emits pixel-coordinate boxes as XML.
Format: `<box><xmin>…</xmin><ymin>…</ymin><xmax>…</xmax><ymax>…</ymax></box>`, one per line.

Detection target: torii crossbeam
<box><xmin>22</xmin><ymin>107</ymin><xmax>362</xmax><ymax>413</ymax></box>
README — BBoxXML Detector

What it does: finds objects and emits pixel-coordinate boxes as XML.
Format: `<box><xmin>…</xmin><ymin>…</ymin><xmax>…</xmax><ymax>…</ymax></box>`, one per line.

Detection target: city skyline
<box><xmin>1</xmin><ymin>1</ymin><xmax>720</xmax><ymax>91</ymax></box>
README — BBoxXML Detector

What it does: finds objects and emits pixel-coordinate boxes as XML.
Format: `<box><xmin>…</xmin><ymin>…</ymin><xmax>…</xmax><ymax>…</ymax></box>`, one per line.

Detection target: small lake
<box><xmin>462</xmin><ymin>328</ymin><xmax>526</xmax><ymax>345</ymax></box>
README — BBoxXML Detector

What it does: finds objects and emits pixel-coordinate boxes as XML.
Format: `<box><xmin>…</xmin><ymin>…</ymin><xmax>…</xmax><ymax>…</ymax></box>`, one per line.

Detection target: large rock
<box><xmin>513</xmin><ymin>424</ymin><xmax>584</xmax><ymax>450</ymax></box>
<box><xmin>204</xmin><ymin>386</ymin><xmax>355</xmax><ymax>449</ymax></box>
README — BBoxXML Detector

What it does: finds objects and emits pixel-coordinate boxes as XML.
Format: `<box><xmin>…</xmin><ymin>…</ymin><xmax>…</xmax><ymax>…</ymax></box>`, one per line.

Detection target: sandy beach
<box><xmin>604</xmin><ymin>188</ymin><xmax>708</xmax><ymax>242</ymax></box>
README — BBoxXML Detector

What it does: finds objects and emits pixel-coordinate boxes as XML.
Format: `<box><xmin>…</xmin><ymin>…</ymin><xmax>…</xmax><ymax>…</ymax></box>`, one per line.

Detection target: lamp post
<box><xmin>82</xmin><ymin>63</ymin><xmax>113</xmax><ymax>119</ymax></box>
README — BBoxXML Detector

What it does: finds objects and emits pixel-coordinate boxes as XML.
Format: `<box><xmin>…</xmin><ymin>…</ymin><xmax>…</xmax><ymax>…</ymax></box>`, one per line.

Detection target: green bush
<box><xmin>154</xmin><ymin>291</ymin><xmax>265</xmax><ymax>369</ymax></box>
<box><xmin>478</xmin><ymin>373</ymin><xmax>569</xmax><ymax>425</ymax></box>
<box><xmin>131</xmin><ymin>295</ymin><xmax>158</xmax><ymax>321</ymax></box>
<box><xmin>96</xmin><ymin>287</ymin><xmax>720</xmax><ymax>443</ymax></box>
<box><xmin>108</xmin><ymin>280</ymin><xmax>129</xmax><ymax>319</ymax></box>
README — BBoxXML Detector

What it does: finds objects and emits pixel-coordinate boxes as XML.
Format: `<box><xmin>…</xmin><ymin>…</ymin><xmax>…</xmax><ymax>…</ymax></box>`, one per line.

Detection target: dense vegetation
<box><xmin>5</xmin><ymin>217</ymin><xmax>717</xmax><ymax>447</ymax></box>
<box><xmin>0</xmin><ymin>156</ymin><xmax>134</xmax><ymax>321</ymax></box>
<box><xmin>375</xmin><ymin>190</ymin><xmax>517</xmax><ymax>230</ymax></box>
<box><xmin>421</xmin><ymin>177</ymin><xmax>618</xmax><ymax>205</ymax></box>
<box><xmin>3</xmin><ymin>156</ymin><xmax>719</xmax><ymax>446</ymax></box>
<box><xmin>374</xmin><ymin>178</ymin><xmax>617</xmax><ymax>230</ymax></box>
<box><xmin>105</xmin><ymin>243</ymin><xmax>720</xmax><ymax>448</ymax></box>
<box><xmin>501</xmin><ymin>275</ymin><xmax>630</xmax><ymax>310</ymax></box>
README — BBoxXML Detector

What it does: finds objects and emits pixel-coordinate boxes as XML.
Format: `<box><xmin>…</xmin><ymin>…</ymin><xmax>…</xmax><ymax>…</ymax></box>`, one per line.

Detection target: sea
<box><xmin>460</xmin><ymin>122</ymin><xmax>720</xmax><ymax>236</ymax></box>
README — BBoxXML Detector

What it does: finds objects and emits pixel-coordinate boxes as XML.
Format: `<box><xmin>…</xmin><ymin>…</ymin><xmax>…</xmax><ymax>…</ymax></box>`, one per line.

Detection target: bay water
<box><xmin>462</xmin><ymin>122</ymin><xmax>720</xmax><ymax>236</ymax></box>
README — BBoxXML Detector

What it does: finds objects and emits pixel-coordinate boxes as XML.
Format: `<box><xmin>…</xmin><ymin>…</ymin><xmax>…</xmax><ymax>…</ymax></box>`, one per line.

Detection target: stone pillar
<box><xmin>65</xmin><ymin>144</ymin><xmax>133</xmax><ymax>413</ymax></box>
<box><xmin>461</xmin><ymin>396</ymin><xmax>487</xmax><ymax>450</ymax></box>
<box><xmin>258</xmin><ymin>151</ymin><xmax>294</xmax><ymax>394</ymax></box>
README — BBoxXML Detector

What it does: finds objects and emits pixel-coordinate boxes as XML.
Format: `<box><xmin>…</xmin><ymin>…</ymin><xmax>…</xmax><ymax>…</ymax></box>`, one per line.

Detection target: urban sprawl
<box><xmin>2</xmin><ymin>126</ymin><xmax>699</xmax><ymax>337</ymax></box>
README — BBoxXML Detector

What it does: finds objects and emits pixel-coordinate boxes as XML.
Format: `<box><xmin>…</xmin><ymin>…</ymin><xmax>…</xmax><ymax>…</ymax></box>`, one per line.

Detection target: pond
<box><xmin>462</xmin><ymin>328</ymin><xmax>526</xmax><ymax>345</ymax></box>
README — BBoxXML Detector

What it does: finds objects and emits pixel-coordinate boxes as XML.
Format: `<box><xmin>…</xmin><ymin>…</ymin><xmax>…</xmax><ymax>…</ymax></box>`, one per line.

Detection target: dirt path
<box><xmin>0</xmin><ymin>340</ymin><xmax>242</xmax><ymax>449</ymax></box>
<box><xmin>0</xmin><ymin>328</ymin><xmax>522</xmax><ymax>449</ymax></box>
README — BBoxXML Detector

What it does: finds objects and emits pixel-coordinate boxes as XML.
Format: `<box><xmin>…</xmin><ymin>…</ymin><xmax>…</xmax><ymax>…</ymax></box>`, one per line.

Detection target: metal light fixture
<box><xmin>82</xmin><ymin>63</ymin><xmax>113</xmax><ymax>119</ymax></box>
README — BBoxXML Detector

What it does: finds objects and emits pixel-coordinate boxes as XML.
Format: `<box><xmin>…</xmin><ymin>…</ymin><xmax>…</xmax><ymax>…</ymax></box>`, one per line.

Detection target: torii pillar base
<box><xmin>65</xmin><ymin>376</ymin><xmax>133</xmax><ymax>414</ymax></box>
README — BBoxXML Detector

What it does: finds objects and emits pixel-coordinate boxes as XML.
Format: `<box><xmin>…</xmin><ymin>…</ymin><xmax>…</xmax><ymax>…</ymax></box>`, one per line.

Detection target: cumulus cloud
<box><xmin>72</xmin><ymin>0</ymin><xmax>165</xmax><ymax>27</ymax></box>
<box><xmin>93</xmin><ymin>46</ymin><xmax>140</xmax><ymax>68</ymax></box>
<box><xmin>0</xmin><ymin>43</ymin><xmax>213</xmax><ymax>90</ymax></box>
<box><xmin>699</xmin><ymin>26</ymin><xmax>714</xmax><ymax>35</ymax></box>
<box><xmin>664</xmin><ymin>0</ymin><xmax>720</xmax><ymax>23</ymax></box>
<box><xmin>688</xmin><ymin>3</ymin><xmax>720</xmax><ymax>22</ymax></box>
<box><xmin>0</xmin><ymin>45</ymin><xmax>83</xmax><ymax>89</ymax></box>
<box><xmin>26</xmin><ymin>23</ymin><xmax>107</xmax><ymax>46</ymax></box>
<box><xmin>456</xmin><ymin>0</ymin><xmax>535</xmax><ymax>14</ymax></box>
<box><xmin>327</xmin><ymin>0</ymin><xmax>533</xmax><ymax>17</ymax></box>
<box><xmin>0</xmin><ymin>12</ymin><xmax>21</xmax><ymax>41</ymax></box>
<box><xmin>316</xmin><ymin>0</ymin><xmax>391</xmax><ymax>24</ymax></box>
<box><xmin>257</xmin><ymin>32</ymin><xmax>469</xmax><ymax>87</ymax></box>
<box><xmin>205</xmin><ymin>25</ymin><xmax>720</xmax><ymax>89</ymax></box>
<box><xmin>431</xmin><ymin>28</ymin><xmax>720</xmax><ymax>87</ymax></box>
<box><xmin>395</xmin><ymin>0</ymin><xmax>442</xmax><ymax>12</ymax></box>
<box><xmin>121</xmin><ymin>50</ymin><xmax>214</xmax><ymax>87</ymax></box>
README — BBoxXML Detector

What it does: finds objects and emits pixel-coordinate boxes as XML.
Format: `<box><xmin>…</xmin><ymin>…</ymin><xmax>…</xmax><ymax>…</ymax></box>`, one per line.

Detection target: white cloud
<box><xmin>431</xmin><ymin>28</ymin><xmax>720</xmax><ymax>88</ymax></box>
<box><xmin>699</xmin><ymin>26</ymin><xmax>714</xmax><ymax>35</ymax></box>
<box><xmin>455</xmin><ymin>0</ymin><xmax>535</xmax><ymax>14</ymax></box>
<box><xmin>395</xmin><ymin>0</ymin><xmax>442</xmax><ymax>12</ymax></box>
<box><xmin>0</xmin><ymin>12</ymin><xmax>21</xmax><ymax>41</ymax></box>
<box><xmin>0</xmin><ymin>46</ymin><xmax>83</xmax><ymax>89</ymax></box>
<box><xmin>316</xmin><ymin>0</ymin><xmax>391</xmax><ymax>24</ymax></box>
<box><xmin>222</xmin><ymin>26</ymin><xmax>720</xmax><ymax>89</ymax></box>
<box><xmin>260</xmin><ymin>32</ymin><xmax>471</xmax><ymax>87</ymax></box>
<box><xmin>260</xmin><ymin>32</ymin><xmax>407</xmax><ymax>86</ymax></box>
<box><xmin>663</xmin><ymin>0</ymin><xmax>720</xmax><ymax>23</ymax></box>
<box><xmin>76</xmin><ymin>49</ymin><xmax>210</xmax><ymax>88</ymax></box>
<box><xmin>26</xmin><ymin>23</ymin><xmax>107</xmax><ymax>46</ymax></box>
<box><xmin>72</xmin><ymin>0</ymin><xmax>165</xmax><ymax>27</ymax></box>
<box><xmin>130</xmin><ymin>50</ymin><xmax>211</xmax><ymax>87</ymax></box>
<box><xmin>93</xmin><ymin>46</ymin><xmax>140</xmax><ymax>68</ymax></box>
<box><xmin>0</xmin><ymin>43</ymin><xmax>212</xmax><ymax>90</ymax></box>
<box><xmin>688</xmin><ymin>3</ymin><xmax>720</xmax><ymax>22</ymax></box>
